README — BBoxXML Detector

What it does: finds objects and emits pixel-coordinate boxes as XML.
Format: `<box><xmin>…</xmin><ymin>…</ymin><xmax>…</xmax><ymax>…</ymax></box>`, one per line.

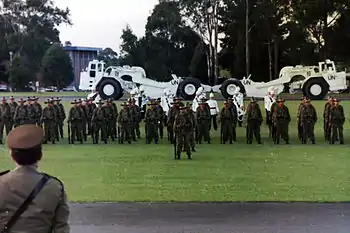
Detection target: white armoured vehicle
<box><xmin>79</xmin><ymin>59</ymin><xmax>349</xmax><ymax>101</ymax></box>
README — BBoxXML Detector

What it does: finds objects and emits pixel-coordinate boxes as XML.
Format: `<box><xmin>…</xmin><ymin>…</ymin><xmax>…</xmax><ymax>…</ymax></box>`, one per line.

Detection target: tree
<box><xmin>41</xmin><ymin>43</ymin><xmax>74</xmax><ymax>89</ymax></box>
<box><xmin>97</xmin><ymin>48</ymin><xmax>119</xmax><ymax>66</ymax></box>
<box><xmin>8</xmin><ymin>55</ymin><xmax>34</xmax><ymax>91</ymax></box>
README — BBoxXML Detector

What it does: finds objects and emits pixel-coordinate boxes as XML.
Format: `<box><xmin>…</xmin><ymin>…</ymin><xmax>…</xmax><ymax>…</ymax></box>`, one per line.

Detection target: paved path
<box><xmin>69</xmin><ymin>202</ymin><xmax>350</xmax><ymax>233</ymax></box>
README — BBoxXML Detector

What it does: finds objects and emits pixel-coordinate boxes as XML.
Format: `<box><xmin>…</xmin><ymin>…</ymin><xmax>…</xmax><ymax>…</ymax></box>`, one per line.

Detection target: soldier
<box><xmin>55</xmin><ymin>97</ymin><xmax>66</xmax><ymax>139</ymax></box>
<box><xmin>272</xmin><ymin>98</ymin><xmax>291</xmax><ymax>144</ymax></box>
<box><xmin>167</xmin><ymin>97</ymin><xmax>182</xmax><ymax>143</ymax></box>
<box><xmin>110</xmin><ymin>99</ymin><xmax>118</xmax><ymax>139</ymax></box>
<box><xmin>173</xmin><ymin>102</ymin><xmax>193</xmax><ymax>160</ymax></box>
<box><xmin>219</xmin><ymin>100</ymin><xmax>234</xmax><ymax>144</ymax></box>
<box><xmin>129</xmin><ymin>98</ymin><xmax>141</xmax><ymax>140</ymax></box>
<box><xmin>26</xmin><ymin>97</ymin><xmax>36</xmax><ymax>124</ymax></box>
<box><xmin>296</xmin><ymin>97</ymin><xmax>305</xmax><ymax>141</ymax></box>
<box><xmin>87</xmin><ymin>98</ymin><xmax>96</xmax><ymax>135</ymax></box>
<box><xmin>323</xmin><ymin>96</ymin><xmax>334</xmax><ymax>142</ymax></box>
<box><xmin>300</xmin><ymin>98</ymin><xmax>317</xmax><ymax>144</ymax></box>
<box><xmin>156</xmin><ymin>98</ymin><xmax>165</xmax><ymax>139</ymax></box>
<box><xmin>144</xmin><ymin>100</ymin><xmax>159</xmax><ymax>144</ymax></box>
<box><xmin>118</xmin><ymin>102</ymin><xmax>132</xmax><ymax>144</ymax></box>
<box><xmin>41</xmin><ymin>99</ymin><xmax>57</xmax><ymax>144</ymax></box>
<box><xmin>329</xmin><ymin>98</ymin><xmax>345</xmax><ymax>144</ymax></box>
<box><xmin>227</xmin><ymin>98</ymin><xmax>238</xmax><ymax>141</ymax></box>
<box><xmin>0</xmin><ymin>97</ymin><xmax>11</xmax><ymax>143</ymax></box>
<box><xmin>196</xmin><ymin>99</ymin><xmax>211</xmax><ymax>144</ymax></box>
<box><xmin>8</xmin><ymin>96</ymin><xmax>18</xmax><ymax>130</ymax></box>
<box><xmin>13</xmin><ymin>98</ymin><xmax>28</xmax><ymax>127</ymax></box>
<box><xmin>0</xmin><ymin>125</ymin><xmax>69</xmax><ymax>233</ymax></box>
<box><xmin>51</xmin><ymin>98</ymin><xmax>60</xmax><ymax>141</ymax></box>
<box><xmin>68</xmin><ymin>100</ymin><xmax>83</xmax><ymax>144</ymax></box>
<box><xmin>186</xmin><ymin>102</ymin><xmax>196</xmax><ymax>152</ymax></box>
<box><xmin>32</xmin><ymin>96</ymin><xmax>42</xmax><ymax>127</ymax></box>
<box><xmin>91</xmin><ymin>100</ymin><xmax>107</xmax><ymax>144</ymax></box>
<box><xmin>78</xmin><ymin>99</ymin><xmax>89</xmax><ymax>141</ymax></box>
<box><xmin>269</xmin><ymin>97</ymin><xmax>278</xmax><ymax>142</ymax></box>
<box><xmin>104</xmin><ymin>99</ymin><xmax>115</xmax><ymax>141</ymax></box>
<box><xmin>206</xmin><ymin>93</ymin><xmax>219</xmax><ymax>131</ymax></box>
<box><xmin>245</xmin><ymin>97</ymin><xmax>263</xmax><ymax>144</ymax></box>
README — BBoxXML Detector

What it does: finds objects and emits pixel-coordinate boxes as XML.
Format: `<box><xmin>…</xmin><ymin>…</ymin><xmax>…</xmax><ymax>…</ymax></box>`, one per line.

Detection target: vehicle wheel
<box><xmin>97</xmin><ymin>78</ymin><xmax>123</xmax><ymax>100</ymax></box>
<box><xmin>302</xmin><ymin>78</ymin><xmax>329</xmax><ymax>100</ymax></box>
<box><xmin>177</xmin><ymin>78</ymin><xmax>201</xmax><ymax>100</ymax></box>
<box><xmin>220</xmin><ymin>78</ymin><xmax>246</xmax><ymax>99</ymax></box>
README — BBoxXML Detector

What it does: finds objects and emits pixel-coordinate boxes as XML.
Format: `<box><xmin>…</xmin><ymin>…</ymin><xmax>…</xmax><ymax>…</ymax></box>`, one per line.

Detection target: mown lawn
<box><xmin>0</xmin><ymin>100</ymin><xmax>349</xmax><ymax>202</ymax></box>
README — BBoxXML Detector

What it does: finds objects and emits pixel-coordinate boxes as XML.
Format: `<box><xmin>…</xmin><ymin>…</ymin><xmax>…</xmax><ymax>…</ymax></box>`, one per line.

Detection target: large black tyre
<box><xmin>177</xmin><ymin>77</ymin><xmax>201</xmax><ymax>100</ymax></box>
<box><xmin>220</xmin><ymin>78</ymin><xmax>246</xmax><ymax>99</ymax></box>
<box><xmin>97</xmin><ymin>78</ymin><xmax>123</xmax><ymax>100</ymax></box>
<box><xmin>302</xmin><ymin>77</ymin><xmax>329</xmax><ymax>100</ymax></box>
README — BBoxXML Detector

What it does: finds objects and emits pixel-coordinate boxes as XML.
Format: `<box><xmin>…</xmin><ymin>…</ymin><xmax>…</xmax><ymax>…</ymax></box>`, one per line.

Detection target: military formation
<box><xmin>0</xmin><ymin>94</ymin><xmax>346</xmax><ymax>160</ymax></box>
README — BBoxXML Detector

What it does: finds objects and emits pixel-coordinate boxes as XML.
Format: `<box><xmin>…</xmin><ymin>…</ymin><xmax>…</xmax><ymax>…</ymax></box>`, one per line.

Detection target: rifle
<box><xmin>67</xmin><ymin>121</ymin><xmax>71</xmax><ymax>144</ymax></box>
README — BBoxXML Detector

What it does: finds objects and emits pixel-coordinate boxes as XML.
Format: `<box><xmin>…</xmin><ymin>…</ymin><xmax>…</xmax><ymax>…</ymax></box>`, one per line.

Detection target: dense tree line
<box><xmin>118</xmin><ymin>0</ymin><xmax>350</xmax><ymax>84</ymax></box>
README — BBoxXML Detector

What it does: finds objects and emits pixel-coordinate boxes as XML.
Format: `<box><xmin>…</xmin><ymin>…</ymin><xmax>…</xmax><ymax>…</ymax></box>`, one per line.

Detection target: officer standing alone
<box><xmin>0</xmin><ymin>125</ymin><xmax>69</xmax><ymax>233</ymax></box>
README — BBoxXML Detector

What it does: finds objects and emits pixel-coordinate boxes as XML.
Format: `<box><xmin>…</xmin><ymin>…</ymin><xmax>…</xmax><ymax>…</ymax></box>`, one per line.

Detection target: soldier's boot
<box><xmin>128</xmin><ymin>140</ymin><xmax>131</xmax><ymax>144</ymax></box>
<box><xmin>192</xmin><ymin>147</ymin><xmax>196</xmax><ymax>152</ymax></box>
<box><xmin>285</xmin><ymin>140</ymin><xmax>289</xmax><ymax>144</ymax></box>
<box><xmin>275</xmin><ymin>139</ymin><xmax>279</xmax><ymax>144</ymax></box>
<box><xmin>43</xmin><ymin>140</ymin><xmax>47</xmax><ymax>144</ymax></box>
<box><xmin>340</xmin><ymin>140</ymin><xmax>344</xmax><ymax>144</ymax></box>
<box><xmin>187</xmin><ymin>153</ymin><xmax>192</xmax><ymax>160</ymax></box>
<box><xmin>104</xmin><ymin>139</ymin><xmax>107</xmax><ymax>144</ymax></box>
<box><xmin>312</xmin><ymin>140</ymin><xmax>315</xmax><ymax>144</ymax></box>
<box><xmin>177</xmin><ymin>154</ymin><xmax>181</xmax><ymax>160</ymax></box>
<box><xmin>52</xmin><ymin>140</ymin><xmax>55</xmax><ymax>144</ymax></box>
<box><xmin>230</xmin><ymin>140</ymin><xmax>233</xmax><ymax>144</ymax></box>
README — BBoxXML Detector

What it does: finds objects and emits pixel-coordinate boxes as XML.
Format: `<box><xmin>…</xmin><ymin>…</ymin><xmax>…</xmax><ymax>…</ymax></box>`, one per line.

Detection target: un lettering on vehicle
<box><xmin>328</xmin><ymin>74</ymin><xmax>336</xmax><ymax>81</ymax></box>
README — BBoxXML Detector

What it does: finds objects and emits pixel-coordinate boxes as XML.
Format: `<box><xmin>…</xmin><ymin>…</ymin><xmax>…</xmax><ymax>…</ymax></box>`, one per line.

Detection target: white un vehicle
<box><xmin>79</xmin><ymin>59</ymin><xmax>349</xmax><ymax>101</ymax></box>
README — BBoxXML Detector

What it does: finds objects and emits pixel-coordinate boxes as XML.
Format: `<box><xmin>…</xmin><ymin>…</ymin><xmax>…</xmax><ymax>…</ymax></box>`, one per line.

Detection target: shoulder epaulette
<box><xmin>43</xmin><ymin>173</ymin><xmax>65</xmax><ymax>198</ymax></box>
<box><xmin>0</xmin><ymin>170</ymin><xmax>10</xmax><ymax>176</ymax></box>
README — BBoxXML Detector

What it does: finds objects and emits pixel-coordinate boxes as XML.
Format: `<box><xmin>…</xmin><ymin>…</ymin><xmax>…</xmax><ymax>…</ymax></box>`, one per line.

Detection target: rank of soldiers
<box><xmin>0</xmin><ymin>95</ymin><xmax>345</xmax><ymax>160</ymax></box>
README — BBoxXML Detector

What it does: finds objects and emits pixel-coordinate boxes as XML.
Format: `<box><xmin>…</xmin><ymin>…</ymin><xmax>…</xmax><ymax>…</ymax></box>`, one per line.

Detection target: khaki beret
<box><xmin>7</xmin><ymin>124</ymin><xmax>44</xmax><ymax>149</ymax></box>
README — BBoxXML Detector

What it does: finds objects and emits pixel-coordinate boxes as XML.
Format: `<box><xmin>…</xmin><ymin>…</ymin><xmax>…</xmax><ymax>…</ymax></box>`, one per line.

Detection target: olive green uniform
<box><xmin>329</xmin><ymin>103</ymin><xmax>345</xmax><ymax>144</ymax></box>
<box><xmin>245</xmin><ymin>100</ymin><xmax>263</xmax><ymax>144</ymax></box>
<box><xmin>300</xmin><ymin>103</ymin><xmax>317</xmax><ymax>144</ymax></box>
<box><xmin>296</xmin><ymin>101</ymin><xmax>305</xmax><ymax>141</ymax></box>
<box><xmin>103</xmin><ymin>102</ymin><xmax>115</xmax><ymax>141</ymax></box>
<box><xmin>196</xmin><ymin>103</ymin><xmax>211</xmax><ymax>144</ymax></box>
<box><xmin>174</xmin><ymin>105</ymin><xmax>193</xmax><ymax>160</ymax></box>
<box><xmin>68</xmin><ymin>103</ymin><xmax>83</xmax><ymax>144</ymax></box>
<box><xmin>9</xmin><ymin>99</ymin><xmax>18</xmax><ymax>130</ymax></box>
<box><xmin>91</xmin><ymin>103</ymin><xmax>107</xmax><ymax>144</ymax></box>
<box><xmin>272</xmin><ymin>102</ymin><xmax>291</xmax><ymax>144</ymax></box>
<box><xmin>220</xmin><ymin>104</ymin><xmax>235</xmax><ymax>144</ymax></box>
<box><xmin>42</xmin><ymin>101</ymin><xmax>57</xmax><ymax>144</ymax></box>
<box><xmin>0</xmin><ymin>101</ymin><xmax>11</xmax><ymax>143</ymax></box>
<box><xmin>167</xmin><ymin>104</ymin><xmax>180</xmax><ymax>144</ymax></box>
<box><xmin>13</xmin><ymin>100</ymin><xmax>28</xmax><ymax>127</ymax></box>
<box><xmin>145</xmin><ymin>103</ymin><xmax>160</xmax><ymax>144</ymax></box>
<box><xmin>323</xmin><ymin>101</ymin><xmax>333</xmax><ymax>142</ymax></box>
<box><xmin>118</xmin><ymin>104</ymin><xmax>132</xmax><ymax>144</ymax></box>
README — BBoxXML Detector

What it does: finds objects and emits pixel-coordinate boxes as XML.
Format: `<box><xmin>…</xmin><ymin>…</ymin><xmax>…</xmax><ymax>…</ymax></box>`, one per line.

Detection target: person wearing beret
<box><xmin>329</xmin><ymin>98</ymin><xmax>345</xmax><ymax>144</ymax></box>
<box><xmin>196</xmin><ymin>99</ymin><xmax>211</xmax><ymax>144</ymax></box>
<box><xmin>144</xmin><ymin>101</ymin><xmax>160</xmax><ymax>144</ymax></box>
<box><xmin>25</xmin><ymin>97</ymin><xmax>36</xmax><ymax>125</ymax></box>
<box><xmin>299</xmin><ymin>98</ymin><xmax>317</xmax><ymax>144</ymax></box>
<box><xmin>167</xmin><ymin>97</ymin><xmax>182</xmax><ymax>144</ymax></box>
<box><xmin>244</xmin><ymin>97</ymin><xmax>263</xmax><ymax>144</ymax></box>
<box><xmin>32</xmin><ymin>96</ymin><xmax>42</xmax><ymax>127</ymax></box>
<box><xmin>272</xmin><ymin>98</ymin><xmax>291</xmax><ymax>144</ymax></box>
<box><xmin>13</xmin><ymin>98</ymin><xmax>27</xmax><ymax>128</ymax></box>
<box><xmin>0</xmin><ymin>124</ymin><xmax>69</xmax><ymax>233</ymax></box>
<box><xmin>296</xmin><ymin>96</ymin><xmax>306</xmax><ymax>142</ymax></box>
<box><xmin>0</xmin><ymin>97</ymin><xmax>11</xmax><ymax>143</ymax></box>
<box><xmin>54</xmin><ymin>97</ymin><xmax>66</xmax><ymax>140</ymax></box>
<box><xmin>67</xmin><ymin>100</ymin><xmax>84</xmax><ymax>144</ymax></box>
<box><xmin>41</xmin><ymin>99</ymin><xmax>57</xmax><ymax>144</ymax></box>
<box><xmin>8</xmin><ymin>96</ymin><xmax>18</xmax><ymax>130</ymax></box>
<box><xmin>91</xmin><ymin>100</ymin><xmax>107</xmax><ymax>144</ymax></box>
<box><xmin>117</xmin><ymin>102</ymin><xmax>132</xmax><ymax>144</ymax></box>
<box><xmin>323</xmin><ymin>96</ymin><xmax>334</xmax><ymax>142</ymax></box>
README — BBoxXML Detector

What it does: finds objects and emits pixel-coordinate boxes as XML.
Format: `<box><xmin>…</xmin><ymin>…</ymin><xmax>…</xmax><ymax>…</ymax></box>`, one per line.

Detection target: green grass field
<box><xmin>0</xmin><ymin>100</ymin><xmax>349</xmax><ymax>202</ymax></box>
<box><xmin>0</xmin><ymin>91</ymin><xmax>88</xmax><ymax>97</ymax></box>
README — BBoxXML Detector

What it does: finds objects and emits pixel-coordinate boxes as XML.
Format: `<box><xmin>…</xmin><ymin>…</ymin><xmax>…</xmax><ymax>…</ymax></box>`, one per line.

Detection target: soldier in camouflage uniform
<box><xmin>26</xmin><ymin>97</ymin><xmax>36</xmax><ymax>124</ymax></box>
<box><xmin>329</xmin><ymin>98</ymin><xmax>345</xmax><ymax>144</ymax></box>
<box><xmin>173</xmin><ymin>102</ymin><xmax>193</xmax><ymax>160</ymax></box>
<box><xmin>41</xmin><ymin>99</ymin><xmax>57</xmax><ymax>144</ymax></box>
<box><xmin>54</xmin><ymin>97</ymin><xmax>66</xmax><ymax>139</ymax></box>
<box><xmin>296</xmin><ymin>97</ymin><xmax>305</xmax><ymax>141</ymax></box>
<box><xmin>196</xmin><ymin>99</ymin><xmax>211</xmax><ymax>144</ymax></box>
<box><xmin>0</xmin><ymin>97</ymin><xmax>11</xmax><ymax>143</ymax></box>
<box><xmin>272</xmin><ymin>98</ymin><xmax>291</xmax><ymax>144</ymax></box>
<box><xmin>118</xmin><ymin>102</ymin><xmax>132</xmax><ymax>144</ymax></box>
<box><xmin>79</xmin><ymin>99</ymin><xmax>89</xmax><ymax>141</ymax></box>
<box><xmin>110</xmin><ymin>99</ymin><xmax>118</xmax><ymax>138</ymax></box>
<box><xmin>32</xmin><ymin>97</ymin><xmax>42</xmax><ymax>127</ymax></box>
<box><xmin>185</xmin><ymin>102</ymin><xmax>196</xmax><ymax>152</ymax></box>
<box><xmin>245</xmin><ymin>97</ymin><xmax>263</xmax><ymax>144</ymax></box>
<box><xmin>8</xmin><ymin>96</ymin><xmax>18</xmax><ymax>130</ymax></box>
<box><xmin>156</xmin><ymin>98</ymin><xmax>165</xmax><ymax>139</ymax></box>
<box><xmin>300</xmin><ymin>98</ymin><xmax>317</xmax><ymax>144</ymax></box>
<box><xmin>227</xmin><ymin>98</ymin><xmax>238</xmax><ymax>141</ymax></box>
<box><xmin>87</xmin><ymin>98</ymin><xmax>96</xmax><ymax>135</ymax></box>
<box><xmin>269</xmin><ymin>98</ymin><xmax>278</xmax><ymax>142</ymax></box>
<box><xmin>13</xmin><ymin>98</ymin><xmax>28</xmax><ymax>127</ymax></box>
<box><xmin>219</xmin><ymin>101</ymin><xmax>235</xmax><ymax>144</ymax></box>
<box><xmin>91</xmin><ymin>100</ymin><xmax>107</xmax><ymax>144</ymax></box>
<box><xmin>68</xmin><ymin>99</ymin><xmax>83</xmax><ymax>144</ymax></box>
<box><xmin>129</xmin><ymin>98</ymin><xmax>141</xmax><ymax>140</ymax></box>
<box><xmin>323</xmin><ymin>96</ymin><xmax>334</xmax><ymax>142</ymax></box>
<box><xmin>51</xmin><ymin>98</ymin><xmax>60</xmax><ymax>141</ymax></box>
<box><xmin>144</xmin><ymin>100</ymin><xmax>160</xmax><ymax>144</ymax></box>
<box><xmin>104</xmin><ymin>99</ymin><xmax>115</xmax><ymax>141</ymax></box>
<box><xmin>167</xmin><ymin>97</ymin><xmax>182</xmax><ymax>144</ymax></box>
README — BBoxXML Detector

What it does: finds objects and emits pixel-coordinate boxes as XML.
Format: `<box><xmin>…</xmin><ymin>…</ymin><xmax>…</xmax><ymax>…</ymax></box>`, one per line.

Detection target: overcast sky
<box><xmin>55</xmin><ymin>0</ymin><xmax>158</xmax><ymax>52</ymax></box>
